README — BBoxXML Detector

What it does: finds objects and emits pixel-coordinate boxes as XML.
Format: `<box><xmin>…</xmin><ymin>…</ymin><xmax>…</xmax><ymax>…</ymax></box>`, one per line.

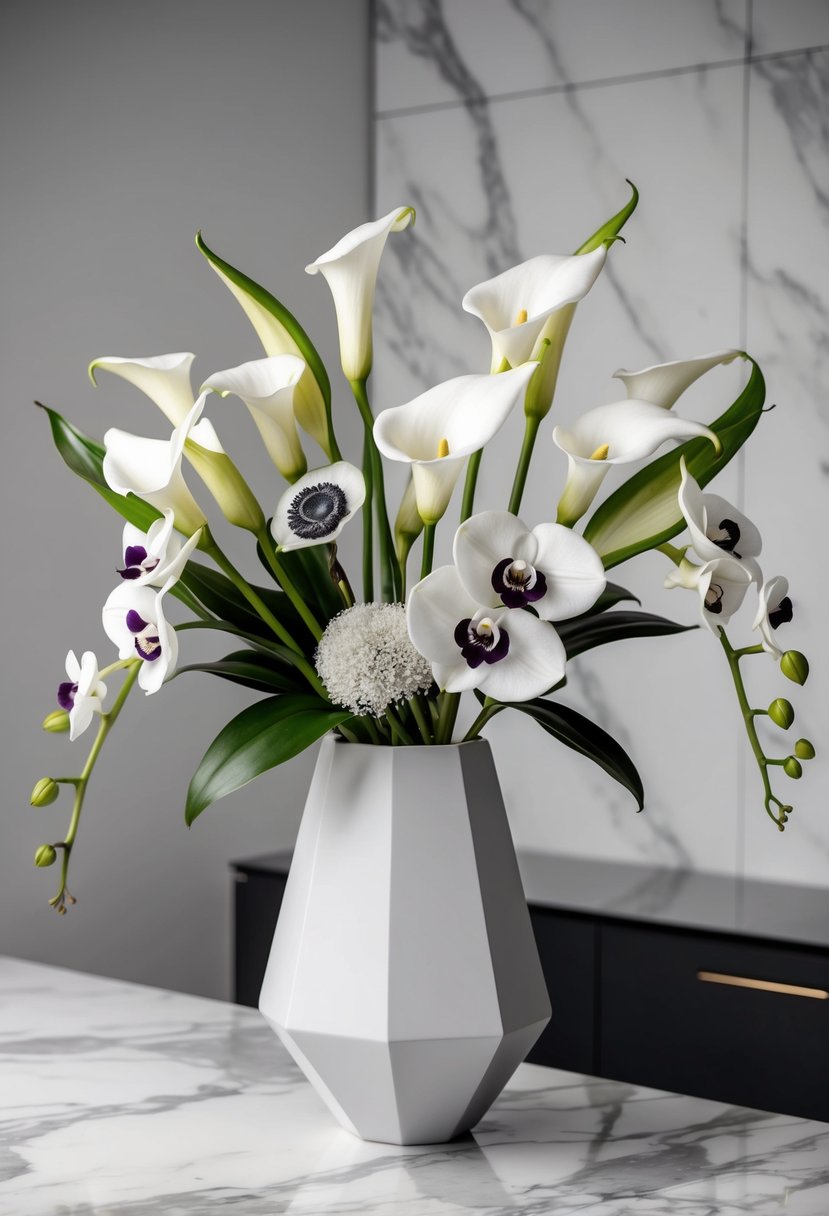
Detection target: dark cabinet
<box><xmin>232</xmin><ymin>851</ymin><xmax>829</xmax><ymax>1121</ymax></box>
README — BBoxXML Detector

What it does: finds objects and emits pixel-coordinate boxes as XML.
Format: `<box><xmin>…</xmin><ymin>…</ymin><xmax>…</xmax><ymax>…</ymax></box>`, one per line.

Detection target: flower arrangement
<box><xmin>30</xmin><ymin>183</ymin><xmax>814</xmax><ymax>913</ymax></box>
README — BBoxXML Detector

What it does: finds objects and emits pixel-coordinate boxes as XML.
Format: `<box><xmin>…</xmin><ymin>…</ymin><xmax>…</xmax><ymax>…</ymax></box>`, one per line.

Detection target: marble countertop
<box><xmin>2</xmin><ymin>957</ymin><xmax>828</xmax><ymax>1215</ymax></box>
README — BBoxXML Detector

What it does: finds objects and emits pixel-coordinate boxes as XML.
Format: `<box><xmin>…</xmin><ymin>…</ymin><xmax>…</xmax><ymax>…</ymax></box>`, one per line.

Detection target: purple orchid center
<box><xmin>704</xmin><ymin>582</ymin><xmax>725</xmax><ymax>615</ymax></box>
<box><xmin>709</xmin><ymin>517</ymin><xmax>741</xmax><ymax>559</ymax></box>
<box><xmin>769</xmin><ymin>596</ymin><xmax>793</xmax><ymax>630</ymax></box>
<box><xmin>454</xmin><ymin>616</ymin><xmax>510</xmax><ymax>669</ymax></box>
<box><xmin>118</xmin><ymin>544</ymin><xmax>160</xmax><ymax>581</ymax></box>
<box><xmin>126</xmin><ymin>608</ymin><xmax>162</xmax><ymax>662</ymax></box>
<box><xmin>491</xmin><ymin>557</ymin><xmax>547</xmax><ymax>609</ymax></box>
<box><xmin>57</xmin><ymin>681</ymin><xmax>77</xmax><ymax>710</ymax></box>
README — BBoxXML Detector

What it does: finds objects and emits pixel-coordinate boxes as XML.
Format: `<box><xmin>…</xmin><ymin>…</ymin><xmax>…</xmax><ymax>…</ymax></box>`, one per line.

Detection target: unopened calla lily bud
<box><xmin>394</xmin><ymin>474</ymin><xmax>424</xmax><ymax>567</ymax></box>
<box><xmin>768</xmin><ymin>698</ymin><xmax>794</xmax><ymax>730</ymax></box>
<box><xmin>184</xmin><ymin>422</ymin><xmax>266</xmax><ymax>534</ymax></box>
<box><xmin>34</xmin><ymin>844</ymin><xmax>57</xmax><ymax>867</ymax></box>
<box><xmin>42</xmin><ymin>710</ymin><xmax>70</xmax><ymax>733</ymax></box>
<box><xmin>780</xmin><ymin>650</ymin><xmax>809</xmax><ymax>685</ymax></box>
<box><xmin>783</xmin><ymin>756</ymin><xmax>803</xmax><ymax>780</ymax></box>
<box><xmin>794</xmin><ymin>738</ymin><xmax>815</xmax><ymax>760</ymax></box>
<box><xmin>31</xmin><ymin>778</ymin><xmax>59</xmax><ymax>807</ymax></box>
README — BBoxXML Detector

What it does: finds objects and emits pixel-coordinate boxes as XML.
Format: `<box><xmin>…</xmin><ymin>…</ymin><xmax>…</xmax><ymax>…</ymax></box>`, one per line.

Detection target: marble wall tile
<box><xmin>741</xmin><ymin>46</ymin><xmax>829</xmax><ymax>886</ymax></box>
<box><xmin>376</xmin><ymin>0</ymin><xmax>748</xmax><ymax>114</ymax></box>
<box><xmin>374</xmin><ymin>64</ymin><xmax>749</xmax><ymax>872</ymax></box>
<box><xmin>751</xmin><ymin>0</ymin><xmax>829</xmax><ymax>56</ymax></box>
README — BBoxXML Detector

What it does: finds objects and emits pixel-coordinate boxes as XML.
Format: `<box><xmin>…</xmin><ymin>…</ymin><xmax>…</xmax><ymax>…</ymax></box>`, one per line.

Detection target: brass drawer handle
<box><xmin>697</xmin><ymin>970</ymin><xmax>829</xmax><ymax>1000</ymax></box>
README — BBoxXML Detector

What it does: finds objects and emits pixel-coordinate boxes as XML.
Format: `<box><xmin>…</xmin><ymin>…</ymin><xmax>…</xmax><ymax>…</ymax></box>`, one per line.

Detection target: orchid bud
<box><xmin>768</xmin><ymin>698</ymin><xmax>794</xmax><ymax>730</ymax></box>
<box><xmin>31</xmin><ymin>778</ymin><xmax>59</xmax><ymax>807</ymax></box>
<box><xmin>34</xmin><ymin>844</ymin><xmax>57</xmax><ymax>867</ymax></box>
<box><xmin>794</xmin><ymin>738</ymin><xmax>815</xmax><ymax>760</ymax></box>
<box><xmin>42</xmin><ymin>710</ymin><xmax>70</xmax><ymax>733</ymax></box>
<box><xmin>783</xmin><ymin>757</ymin><xmax>803</xmax><ymax>780</ymax></box>
<box><xmin>780</xmin><ymin>650</ymin><xmax>809</xmax><ymax>685</ymax></box>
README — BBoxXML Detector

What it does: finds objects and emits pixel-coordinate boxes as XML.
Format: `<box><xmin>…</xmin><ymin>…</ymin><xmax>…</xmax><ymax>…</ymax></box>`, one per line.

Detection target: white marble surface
<box><xmin>2</xmin><ymin>957</ymin><xmax>829</xmax><ymax>1215</ymax></box>
<box><xmin>372</xmin><ymin>1</ymin><xmax>829</xmax><ymax>887</ymax></box>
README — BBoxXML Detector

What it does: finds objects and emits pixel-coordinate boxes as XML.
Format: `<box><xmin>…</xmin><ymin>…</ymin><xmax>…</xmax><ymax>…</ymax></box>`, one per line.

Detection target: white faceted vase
<box><xmin>259</xmin><ymin>735</ymin><xmax>551</xmax><ymax>1145</ymax></box>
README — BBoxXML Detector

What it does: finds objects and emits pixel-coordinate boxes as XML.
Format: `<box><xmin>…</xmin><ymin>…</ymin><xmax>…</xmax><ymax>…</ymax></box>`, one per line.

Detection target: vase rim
<box><xmin>328</xmin><ymin>733</ymin><xmax>486</xmax><ymax>751</ymax></box>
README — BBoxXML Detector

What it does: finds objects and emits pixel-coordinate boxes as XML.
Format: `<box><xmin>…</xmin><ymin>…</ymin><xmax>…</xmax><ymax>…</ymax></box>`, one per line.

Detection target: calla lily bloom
<box><xmin>753</xmin><ymin>575</ymin><xmax>793</xmax><ymax>659</ymax></box>
<box><xmin>201</xmin><ymin>355</ymin><xmax>307</xmax><ymax>482</ymax></box>
<box><xmin>89</xmin><ymin>353</ymin><xmax>196</xmax><ymax>427</ymax></box>
<box><xmin>665</xmin><ymin>554</ymin><xmax>754</xmax><ymax>634</ymax></box>
<box><xmin>306</xmin><ymin>206</ymin><xmax>415</xmax><ymax>381</ymax></box>
<box><xmin>678</xmin><ymin>457</ymin><xmax>762</xmax><ymax>565</ymax></box>
<box><xmin>553</xmin><ymin>350</ymin><xmax>737</xmax><ymax>526</ymax></box>
<box><xmin>454</xmin><ymin>510</ymin><xmax>605</xmax><ymax>620</ymax></box>
<box><xmin>407</xmin><ymin>565</ymin><xmax>566</xmax><ymax>701</ymax></box>
<box><xmin>103</xmin><ymin>399</ymin><xmax>207</xmax><ymax>536</ymax></box>
<box><xmin>462</xmin><ymin>246</ymin><xmax>607</xmax><ymax>372</ymax></box>
<box><xmin>102</xmin><ymin>573</ymin><xmax>185</xmax><ymax>695</ymax></box>
<box><xmin>117</xmin><ymin>509</ymin><xmax>204</xmax><ymax>587</ymax></box>
<box><xmin>57</xmin><ymin>651</ymin><xmax>107</xmax><ymax>741</ymax></box>
<box><xmin>374</xmin><ymin>363</ymin><xmax>537</xmax><ymax>524</ymax></box>
<box><xmin>271</xmin><ymin>461</ymin><xmax>365</xmax><ymax>551</ymax></box>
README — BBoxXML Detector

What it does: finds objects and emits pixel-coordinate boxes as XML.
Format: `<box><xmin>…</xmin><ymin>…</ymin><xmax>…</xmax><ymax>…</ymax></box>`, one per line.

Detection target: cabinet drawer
<box><xmin>527</xmin><ymin>910</ymin><xmax>597</xmax><ymax>1075</ymax></box>
<box><xmin>600</xmin><ymin>923</ymin><xmax>829</xmax><ymax>1121</ymax></box>
<box><xmin>234</xmin><ymin>869</ymin><xmax>287</xmax><ymax>1007</ymax></box>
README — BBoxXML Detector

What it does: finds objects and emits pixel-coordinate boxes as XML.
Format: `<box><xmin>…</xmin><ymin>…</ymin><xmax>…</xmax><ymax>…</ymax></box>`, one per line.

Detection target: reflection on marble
<box><xmin>373</xmin><ymin>1</ymin><xmax>829</xmax><ymax>888</ymax></box>
<box><xmin>752</xmin><ymin>0</ymin><xmax>829</xmax><ymax>56</ymax></box>
<box><xmin>2</xmin><ymin>957</ymin><xmax>829</xmax><ymax>1215</ymax></box>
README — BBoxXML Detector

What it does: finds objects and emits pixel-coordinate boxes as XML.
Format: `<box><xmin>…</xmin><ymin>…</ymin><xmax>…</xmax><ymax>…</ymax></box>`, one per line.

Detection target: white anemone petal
<box><xmin>89</xmin><ymin>353</ymin><xmax>195</xmax><ymax>426</ymax></box>
<box><xmin>271</xmin><ymin>461</ymin><xmax>365</xmax><ymax>551</ymax></box>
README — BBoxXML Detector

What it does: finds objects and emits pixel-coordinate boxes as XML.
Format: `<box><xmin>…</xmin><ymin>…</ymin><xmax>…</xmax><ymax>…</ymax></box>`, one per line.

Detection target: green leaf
<box><xmin>581</xmin><ymin>581</ymin><xmax>641</xmax><ymax>615</ymax></box>
<box><xmin>556</xmin><ymin>609</ymin><xmax>696</xmax><ymax>660</ymax></box>
<box><xmin>583</xmin><ymin>356</ymin><xmax>766</xmax><ymax>569</ymax></box>
<box><xmin>178</xmin><ymin>560</ymin><xmax>308</xmax><ymax>642</ymax></box>
<box><xmin>185</xmin><ymin>694</ymin><xmax>351</xmax><ymax>825</ymax></box>
<box><xmin>39</xmin><ymin>403</ymin><xmax>162</xmax><ymax>531</ymax></box>
<box><xmin>575</xmin><ymin>180</ymin><xmax>639</xmax><ymax>254</ymax></box>
<box><xmin>175</xmin><ymin>650</ymin><xmax>305</xmax><ymax>695</ymax></box>
<box><xmin>255</xmin><ymin>533</ymin><xmax>341</xmax><ymax>622</ymax></box>
<box><xmin>506</xmin><ymin>698</ymin><xmax>644</xmax><ymax>810</ymax></box>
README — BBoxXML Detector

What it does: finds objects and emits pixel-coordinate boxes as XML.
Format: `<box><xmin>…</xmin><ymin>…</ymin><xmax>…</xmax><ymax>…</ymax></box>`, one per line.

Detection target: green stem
<box><xmin>410</xmin><ymin>694</ymin><xmax>434</xmax><ymax>745</ymax></box>
<box><xmin>435</xmin><ymin>692</ymin><xmax>461</xmax><ymax>745</ymax></box>
<box><xmin>361</xmin><ymin>429</ymin><xmax>374</xmax><ymax>601</ymax></box>
<box><xmin>255</xmin><ymin>527</ymin><xmax>322</xmax><ymax>641</ymax></box>
<box><xmin>507</xmin><ymin>415</ymin><xmax>541</xmax><ymax>515</ymax></box>
<box><xmin>420</xmin><ymin>523</ymin><xmax>436</xmax><ymax>581</ymax></box>
<box><xmin>384</xmin><ymin>703</ymin><xmax>415</xmax><ymax>745</ymax></box>
<box><xmin>351</xmin><ymin>378</ymin><xmax>400</xmax><ymax>601</ymax></box>
<box><xmin>50</xmin><ymin>662</ymin><xmax>142</xmax><ymax>911</ymax></box>
<box><xmin>462</xmin><ymin>701</ymin><xmax>502</xmax><ymax>742</ymax></box>
<box><xmin>460</xmin><ymin>449</ymin><xmax>483</xmax><ymax>522</ymax></box>
<box><xmin>658</xmin><ymin>542</ymin><xmax>688</xmax><ymax>567</ymax></box>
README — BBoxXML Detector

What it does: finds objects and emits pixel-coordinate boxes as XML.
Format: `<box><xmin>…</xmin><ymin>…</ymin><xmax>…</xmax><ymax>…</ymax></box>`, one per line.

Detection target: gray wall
<box><xmin>1</xmin><ymin>0</ymin><xmax>370</xmax><ymax>998</ymax></box>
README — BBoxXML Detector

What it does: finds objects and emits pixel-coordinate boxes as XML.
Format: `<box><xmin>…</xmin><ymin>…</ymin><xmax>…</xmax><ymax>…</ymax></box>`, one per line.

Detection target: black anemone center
<box><xmin>491</xmin><ymin>557</ymin><xmax>547</xmax><ymax>608</ymax></box>
<box><xmin>769</xmin><ymin>596</ymin><xmax>793</xmax><ymax>630</ymax></box>
<box><xmin>287</xmin><ymin>482</ymin><xmax>347</xmax><ymax>540</ymax></box>
<box><xmin>710</xmin><ymin>517</ymin><xmax>741</xmax><ymax>555</ymax></box>
<box><xmin>453</xmin><ymin>617</ymin><xmax>510</xmax><ymax>669</ymax></box>
<box><xmin>704</xmin><ymin>582</ymin><xmax>725</xmax><ymax>615</ymax></box>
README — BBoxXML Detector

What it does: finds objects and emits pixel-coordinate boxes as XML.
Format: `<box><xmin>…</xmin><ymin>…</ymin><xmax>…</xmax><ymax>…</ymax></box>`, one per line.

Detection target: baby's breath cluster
<box><xmin>315</xmin><ymin>603</ymin><xmax>432</xmax><ymax>717</ymax></box>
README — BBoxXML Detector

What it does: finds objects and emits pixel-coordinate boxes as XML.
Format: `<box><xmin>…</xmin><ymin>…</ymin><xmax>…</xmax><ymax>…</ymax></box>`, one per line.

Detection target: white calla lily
<box><xmin>103</xmin><ymin>399</ymin><xmax>207</xmax><ymax>536</ymax></box>
<box><xmin>462</xmin><ymin>246</ymin><xmax>607</xmax><ymax>372</ymax></box>
<box><xmin>57</xmin><ymin>651</ymin><xmax>107</xmax><ymax>742</ymax></box>
<box><xmin>374</xmin><ymin>363</ymin><xmax>537</xmax><ymax>524</ymax></box>
<box><xmin>553</xmin><ymin>351</ymin><xmax>738</xmax><ymax>526</ymax></box>
<box><xmin>753</xmin><ymin>575</ymin><xmax>793</xmax><ymax>659</ymax></box>
<box><xmin>678</xmin><ymin>457</ymin><xmax>762</xmax><ymax>565</ymax></box>
<box><xmin>454</xmin><ymin>510</ymin><xmax>605</xmax><ymax>620</ymax></box>
<box><xmin>89</xmin><ymin>353</ymin><xmax>196</xmax><ymax>427</ymax></box>
<box><xmin>271</xmin><ymin>461</ymin><xmax>365</xmax><ymax>551</ymax></box>
<box><xmin>201</xmin><ymin>355</ymin><xmax>307</xmax><ymax>481</ymax></box>
<box><xmin>407</xmin><ymin>565</ymin><xmax>566</xmax><ymax>701</ymax></box>
<box><xmin>306</xmin><ymin>205</ymin><xmax>415</xmax><ymax>381</ymax></box>
<box><xmin>665</xmin><ymin>554</ymin><xmax>755</xmax><ymax>634</ymax></box>
<box><xmin>102</xmin><ymin>573</ymin><xmax>186</xmax><ymax>695</ymax></box>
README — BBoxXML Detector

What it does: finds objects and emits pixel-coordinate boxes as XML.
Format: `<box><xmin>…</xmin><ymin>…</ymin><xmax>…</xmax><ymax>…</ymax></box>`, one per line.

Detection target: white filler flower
<box><xmin>315</xmin><ymin>603</ymin><xmax>432</xmax><ymax>717</ymax></box>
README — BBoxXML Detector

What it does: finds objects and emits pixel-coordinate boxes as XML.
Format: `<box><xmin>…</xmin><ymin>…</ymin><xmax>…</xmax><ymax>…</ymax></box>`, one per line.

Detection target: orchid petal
<box><xmin>453</xmin><ymin>511</ymin><xmax>534</xmax><ymax>608</ymax></box>
<box><xmin>89</xmin><ymin>353</ymin><xmax>195</xmax><ymax>426</ymax></box>
<box><xmin>665</xmin><ymin>555</ymin><xmax>754</xmax><ymax>634</ymax></box>
<box><xmin>530</xmin><ymin>523</ymin><xmax>606</xmax><ymax>620</ymax></box>
<box><xmin>407</xmin><ymin>566</ymin><xmax>482</xmax><ymax>673</ymax></box>
<box><xmin>62</xmin><ymin>650</ymin><xmax>107</xmax><ymax>741</ymax></box>
<box><xmin>306</xmin><ymin>206</ymin><xmax>415</xmax><ymax>381</ymax></box>
<box><xmin>201</xmin><ymin>355</ymin><xmax>307</xmax><ymax>481</ymax></box>
<box><xmin>753</xmin><ymin>575</ymin><xmax>791</xmax><ymax>659</ymax></box>
<box><xmin>463</xmin><ymin>247</ymin><xmax>607</xmax><ymax>371</ymax></box>
<box><xmin>271</xmin><ymin>461</ymin><xmax>365</xmax><ymax>551</ymax></box>
<box><xmin>475</xmin><ymin>609</ymin><xmax>566</xmax><ymax>702</ymax></box>
<box><xmin>678</xmin><ymin>458</ymin><xmax>762</xmax><ymax>565</ymax></box>
<box><xmin>613</xmin><ymin>350</ymin><xmax>740</xmax><ymax>409</ymax></box>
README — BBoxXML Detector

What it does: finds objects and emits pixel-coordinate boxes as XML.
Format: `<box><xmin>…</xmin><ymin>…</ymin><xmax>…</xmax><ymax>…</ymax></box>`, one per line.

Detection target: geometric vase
<box><xmin>259</xmin><ymin>735</ymin><xmax>551</xmax><ymax>1144</ymax></box>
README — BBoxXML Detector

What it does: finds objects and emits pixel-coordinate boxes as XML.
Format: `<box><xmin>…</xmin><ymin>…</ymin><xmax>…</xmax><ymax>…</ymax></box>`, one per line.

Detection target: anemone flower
<box><xmin>89</xmin><ymin>353</ymin><xmax>196</xmax><ymax>427</ymax></box>
<box><xmin>271</xmin><ymin>461</ymin><xmax>365</xmax><ymax>551</ymax></box>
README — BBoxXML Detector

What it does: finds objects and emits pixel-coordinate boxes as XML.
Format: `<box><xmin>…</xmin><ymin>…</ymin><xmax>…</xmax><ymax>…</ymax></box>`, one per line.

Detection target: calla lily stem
<box><xmin>351</xmin><ymin>378</ymin><xmax>400</xmax><ymax>602</ymax></box>
<box><xmin>508</xmin><ymin>416</ymin><xmax>542</xmax><ymax>516</ymax></box>
<box><xmin>462</xmin><ymin>700</ymin><xmax>503</xmax><ymax>742</ymax></box>
<box><xmin>360</xmin><ymin>429</ymin><xmax>374</xmax><ymax>601</ymax></box>
<box><xmin>255</xmin><ymin>527</ymin><xmax>323</xmax><ymax>641</ymax></box>
<box><xmin>460</xmin><ymin>450</ymin><xmax>483</xmax><ymax>523</ymax></box>
<box><xmin>436</xmin><ymin>691</ymin><xmax>461</xmax><ymax>745</ymax></box>
<box><xmin>410</xmin><ymin>694</ymin><xmax>434</xmax><ymax>744</ymax></box>
<box><xmin>420</xmin><ymin>523</ymin><xmax>436</xmax><ymax>581</ymax></box>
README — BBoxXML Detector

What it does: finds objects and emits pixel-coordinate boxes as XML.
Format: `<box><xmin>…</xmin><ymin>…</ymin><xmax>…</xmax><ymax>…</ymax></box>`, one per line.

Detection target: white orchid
<box><xmin>553</xmin><ymin>350</ymin><xmax>738</xmax><ymax>526</ymax></box>
<box><xmin>57</xmin><ymin>651</ymin><xmax>107</xmax><ymax>741</ymax></box>
<box><xmin>462</xmin><ymin>246</ymin><xmax>607</xmax><ymax>372</ymax></box>
<box><xmin>117</xmin><ymin>509</ymin><xmax>185</xmax><ymax>586</ymax></box>
<box><xmin>306</xmin><ymin>205</ymin><xmax>415</xmax><ymax>381</ymax></box>
<box><xmin>271</xmin><ymin>462</ymin><xmax>365</xmax><ymax>551</ymax></box>
<box><xmin>453</xmin><ymin>510</ymin><xmax>605</xmax><ymax>620</ymax></box>
<box><xmin>665</xmin><ymin>554</ymin><xmax>754</xmax><ymax>634</ymax></box>
<box><xmin>753</xmin><ymin>576</ymin><xmax>793</xmax><ymax>659</ymax></box>
<box><xmin>89</xmin><ymin>353</ymin><xmax>196</xmax><ymax>427</ymax></box>
<box><xmin>373</xmin><ymin>363</ymin><xmax>537</xmax><ymax>524</ymax></box>
<box><xmin>678</xmin><ymin>458</ymin><xmax>762</xmax><ymax>566</ymax></box>
<box><xmin>102</xmin><ymin>579</ymin><xmax>179</xmax><ymax>695</ymax></box>
<box><xmin>201</xmin><ymin>355</ymin><xmax>307</xmax><ymax>482</ymax></box>
<box><xmin>103</xmin><ymin>399</ymin><xmax>207</xmax><ymax>536</ymax></box>
<box><xmin>407</xmin><ymin>565</ymin><xmax>566</xmax><ymax>701</ymax></box>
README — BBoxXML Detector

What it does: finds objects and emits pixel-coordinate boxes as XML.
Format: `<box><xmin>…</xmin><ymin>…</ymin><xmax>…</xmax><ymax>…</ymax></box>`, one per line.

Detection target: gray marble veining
<box><xmin>2</xmin><ymin>957</ymin><xmax>828</xmax><ymax>1215</ymax></box>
